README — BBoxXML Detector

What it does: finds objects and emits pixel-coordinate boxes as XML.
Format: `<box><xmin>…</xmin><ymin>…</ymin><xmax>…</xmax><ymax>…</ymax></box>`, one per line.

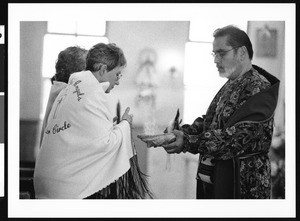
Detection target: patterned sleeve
<box><xmin>183</xmin><ymin>119</ymin><xmax>273</xmax><ymax>160</ymax></box>
<box><xmin>182</xmin><ymin>72</ymin><xmax>273</xmax><ymax>159</ymax></box>
<box><xmin>180</xmin><ymin>116</ymin><xmax>205</xmax><ymax>154</ymax></box>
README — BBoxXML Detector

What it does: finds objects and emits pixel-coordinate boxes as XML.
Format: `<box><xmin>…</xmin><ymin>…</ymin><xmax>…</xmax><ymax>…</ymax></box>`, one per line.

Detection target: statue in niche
<box><xmin>135</xmin><ymin>48</ymin><xmax>159</xmax><ymax>134</ymax></box>
<box><xmin>135</xmin><ymin>48</ymin><xmax>158</xmax><ymax>108</ymax></box>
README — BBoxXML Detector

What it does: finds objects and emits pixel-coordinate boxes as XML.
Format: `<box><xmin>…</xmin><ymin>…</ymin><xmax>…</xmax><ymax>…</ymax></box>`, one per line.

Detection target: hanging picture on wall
<box><xmin>256</xmin><ymin>25</ymin><xmax>277</xmax><ymax>57</ymax></box>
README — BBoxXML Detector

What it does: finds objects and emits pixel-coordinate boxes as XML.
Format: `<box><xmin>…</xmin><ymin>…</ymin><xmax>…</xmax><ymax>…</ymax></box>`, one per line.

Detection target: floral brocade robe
<box><xmin>181</xmin><ymin>65</ymin><xmax>279</xmax><ymax>199</ymax></box>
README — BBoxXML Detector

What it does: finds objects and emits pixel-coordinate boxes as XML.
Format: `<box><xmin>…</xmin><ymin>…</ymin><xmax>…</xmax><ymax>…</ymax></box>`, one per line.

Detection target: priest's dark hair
<box><xmin>213</xmin><ymin>25</ymin><xmax>254</xmax><ymax>60</ymax></box>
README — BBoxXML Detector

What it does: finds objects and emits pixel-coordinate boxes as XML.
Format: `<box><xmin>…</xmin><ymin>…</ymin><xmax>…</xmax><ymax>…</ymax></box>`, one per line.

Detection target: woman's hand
<box><xmin>121</xmin><ymin>107</ymin><xmax>133</xmax><ymax>125</ymax></box>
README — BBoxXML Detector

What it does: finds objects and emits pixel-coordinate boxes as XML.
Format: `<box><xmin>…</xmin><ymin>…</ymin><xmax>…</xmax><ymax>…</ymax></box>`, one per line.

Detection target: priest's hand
<box><xmin>162</xmin><ymin>129</ymin><xmax>185</xmax><ymax>154</ymax></box>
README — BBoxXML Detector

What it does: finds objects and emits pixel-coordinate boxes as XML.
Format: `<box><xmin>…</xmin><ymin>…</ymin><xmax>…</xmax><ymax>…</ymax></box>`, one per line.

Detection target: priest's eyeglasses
<box><xmin>211</xmin><ymin>47</ymin><xmax>241</xmax><ymax>59</ymax></box>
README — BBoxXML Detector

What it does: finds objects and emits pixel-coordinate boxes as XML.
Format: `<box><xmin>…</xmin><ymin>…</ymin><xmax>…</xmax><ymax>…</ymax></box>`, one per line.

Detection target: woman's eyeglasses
<box><xmin>116</xmin><ymin>73</ymin><xmax>122</xmax><ymax>80</ymax></box>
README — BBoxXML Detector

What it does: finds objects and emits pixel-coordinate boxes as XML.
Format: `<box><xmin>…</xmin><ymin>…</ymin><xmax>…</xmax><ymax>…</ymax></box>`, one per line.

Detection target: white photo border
<box><xmin>8</xmin><ymin>3</ymin><xmax>295</xmax><ymax>218</ymax></box>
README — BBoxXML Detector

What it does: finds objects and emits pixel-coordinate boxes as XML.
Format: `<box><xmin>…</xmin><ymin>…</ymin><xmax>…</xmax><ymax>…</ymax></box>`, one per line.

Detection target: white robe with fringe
<box><xmin>39</xmin><ymin>80</ymin><xmax>67</xmax><ymax>146</ymax></box>
<box><xmin>34</xmin><ymin>70</ymin><xmax>134</xmax><ymax>199</ymax></box>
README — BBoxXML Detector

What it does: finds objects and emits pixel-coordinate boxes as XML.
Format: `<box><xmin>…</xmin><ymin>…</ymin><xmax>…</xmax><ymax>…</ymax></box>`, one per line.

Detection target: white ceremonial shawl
<box><xmin>39</xmin><ymin>81</ymin><xmax>67</xmax><ymax>146</ymax></box>
<box><xmin>34</xmin><ymin>70</ymin><xmax>134</xmax><ymax>199</ymax></box>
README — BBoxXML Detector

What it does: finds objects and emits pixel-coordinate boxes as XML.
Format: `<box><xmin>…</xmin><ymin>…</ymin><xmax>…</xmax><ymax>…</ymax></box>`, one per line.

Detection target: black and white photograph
<box><xmin>5</xmin><ymin>3</ymin><xmax>296</xmax><ymax>218</ymax></box>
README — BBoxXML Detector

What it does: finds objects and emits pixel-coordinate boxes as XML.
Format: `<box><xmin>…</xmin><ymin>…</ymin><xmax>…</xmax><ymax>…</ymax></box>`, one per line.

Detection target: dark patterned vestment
<box><xmin>181</xmin><ymin>65</ymin><xmax>280</xmax><ymax>199</ymax></box>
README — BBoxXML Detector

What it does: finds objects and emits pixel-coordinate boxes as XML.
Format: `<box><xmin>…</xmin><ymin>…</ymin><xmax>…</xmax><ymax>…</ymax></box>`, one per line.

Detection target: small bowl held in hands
<box><xmin>137</xmin><ymin>133</ymin><xmax>176</xmax><ymax>147</ymax></box>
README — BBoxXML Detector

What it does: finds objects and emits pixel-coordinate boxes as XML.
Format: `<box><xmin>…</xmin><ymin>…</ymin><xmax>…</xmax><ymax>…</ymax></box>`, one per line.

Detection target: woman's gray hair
<box><xmin>86</xmin><ymin>43</ymin><xmax>127</xmax><ymax>72</ymax></box>
<box><xmin>52</xmin><ymin>46</ymin><xmax>88</xmax><ymax>84</ymax></box>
